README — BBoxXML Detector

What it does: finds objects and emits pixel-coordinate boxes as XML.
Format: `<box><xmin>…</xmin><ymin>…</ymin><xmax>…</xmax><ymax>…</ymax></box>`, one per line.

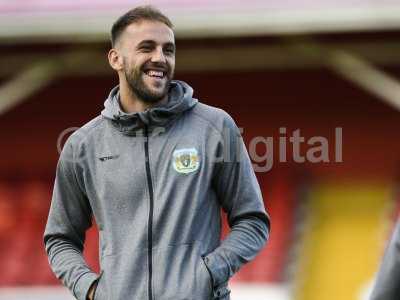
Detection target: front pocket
<box><xmin>199</xmin><ymin>256</ymin><xmax>213</xmax><ymax>298</ymax></box>
<box><xmin>153</xmin><ymin>243</ymin><xmax>213</xmax><ymax>300</ymax></box>
<box><xmin>93</xmin><ymin>270</ymin><xmax>105</xmax><ymax>300</ymax></box>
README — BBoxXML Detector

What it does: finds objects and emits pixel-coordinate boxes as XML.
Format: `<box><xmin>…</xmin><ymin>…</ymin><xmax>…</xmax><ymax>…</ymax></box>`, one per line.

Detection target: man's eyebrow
<box><xmin>137</xmin><ymin>40</ymin><xmax>156</xmax><ymax>47</ymax></box>
<box><xmin>136</xmin><ymin>40</ymin><xmax>175</xmax><ymax>48</ymax></box>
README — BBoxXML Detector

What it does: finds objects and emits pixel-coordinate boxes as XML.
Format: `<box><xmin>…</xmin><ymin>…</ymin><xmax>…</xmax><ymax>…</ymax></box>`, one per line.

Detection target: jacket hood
<box><xmin>101</xmin><ymin>80</ymin><xmax>198</xmax><ymax>134</ymax></box>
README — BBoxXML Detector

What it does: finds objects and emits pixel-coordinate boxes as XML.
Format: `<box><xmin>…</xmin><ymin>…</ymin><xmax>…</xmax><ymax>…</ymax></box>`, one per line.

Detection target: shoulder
<box><xmin>61</xmin><ymin>115</ymin><xmax>105</xmax><ymax>157</ymax></box>
<box><xmin>191</xmin><ymin>102</ymin><xmax>239</xmax><ymax>136</ymax></box>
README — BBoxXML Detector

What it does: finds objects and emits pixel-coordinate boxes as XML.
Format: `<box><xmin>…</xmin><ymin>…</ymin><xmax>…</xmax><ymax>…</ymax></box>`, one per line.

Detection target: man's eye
<box><xmin>164</xmin><ymin>49</ymin><xmax>175</xmax><ymax>55</ymax></box>
<box><xmin>140</xmin><ymin>47</ymin><xmax>152</xmax><ymax>52</ymax></box>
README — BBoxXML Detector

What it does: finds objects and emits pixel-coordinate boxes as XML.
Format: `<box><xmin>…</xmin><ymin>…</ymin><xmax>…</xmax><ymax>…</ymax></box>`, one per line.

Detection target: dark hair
<box><xmin>111</xmin><ymin>5</ymin><xmax>173</xmax><ymax>47</ymax></box>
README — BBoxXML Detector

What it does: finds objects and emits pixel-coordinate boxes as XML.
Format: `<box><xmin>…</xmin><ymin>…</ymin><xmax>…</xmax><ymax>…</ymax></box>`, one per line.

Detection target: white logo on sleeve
<box><xmin>172</xmin><ymin>148</ymin><xmax>200</xmax><ymax>174</ymax></box>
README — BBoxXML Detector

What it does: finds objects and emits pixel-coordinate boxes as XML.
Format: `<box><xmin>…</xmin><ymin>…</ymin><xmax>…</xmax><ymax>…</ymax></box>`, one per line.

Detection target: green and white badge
<box><xmin>172</xmin><ymin>148</ymin><xmax>200</xmax><ymax>174</ymax></box>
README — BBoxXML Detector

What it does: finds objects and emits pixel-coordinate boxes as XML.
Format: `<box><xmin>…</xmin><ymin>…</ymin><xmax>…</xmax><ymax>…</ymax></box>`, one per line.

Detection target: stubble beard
<box><xmin>124</xmin><ymin>63</ymin><xmax>173</xmax><ymax>104</ymax></box>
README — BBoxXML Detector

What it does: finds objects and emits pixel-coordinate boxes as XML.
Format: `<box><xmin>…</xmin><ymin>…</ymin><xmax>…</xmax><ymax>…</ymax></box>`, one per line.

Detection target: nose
<box><xmin>151</xmin><ymin>46</ymin><xmax>166</xmax><ymax>63</ymax></box>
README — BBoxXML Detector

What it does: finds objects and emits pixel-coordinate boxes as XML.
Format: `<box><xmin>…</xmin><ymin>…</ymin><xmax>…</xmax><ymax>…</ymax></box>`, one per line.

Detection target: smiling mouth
<box><xmin>144</xmin><ymin>69</ymin><xmax>166</xmax><ymax>79</ymax></box>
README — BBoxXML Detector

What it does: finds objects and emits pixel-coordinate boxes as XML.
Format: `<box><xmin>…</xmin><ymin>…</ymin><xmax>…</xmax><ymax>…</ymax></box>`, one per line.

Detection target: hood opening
<box><xmin>101</xmin><ymin>80</ymin><xmax>198</xmax><ymax>135</ymax></box>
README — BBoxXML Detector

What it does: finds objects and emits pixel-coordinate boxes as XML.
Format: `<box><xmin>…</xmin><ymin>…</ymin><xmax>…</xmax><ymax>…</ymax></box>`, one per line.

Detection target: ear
<box><xmin>108</xmin><ymin>48</ymin><xmax>124</xmax><ymax>71</ymax></box>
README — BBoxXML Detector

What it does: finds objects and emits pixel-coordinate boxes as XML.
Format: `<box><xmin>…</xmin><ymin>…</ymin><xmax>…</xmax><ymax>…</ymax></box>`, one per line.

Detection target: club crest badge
<box><xmin>172</xmin><ymin>148</ymin><xmax>200</xmax><ymax>174</ymax></box>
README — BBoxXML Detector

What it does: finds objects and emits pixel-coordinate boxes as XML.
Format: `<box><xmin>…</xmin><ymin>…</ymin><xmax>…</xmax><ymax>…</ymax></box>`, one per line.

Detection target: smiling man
<box><xmin>43</xmin><ymin>6</ymin><xmax>270</xmax><ymax>300</ymax></box>
<box><xmin>109</xmin><ymin>10</ymin><xmax>175</xmax><ymax>112</ymax></box>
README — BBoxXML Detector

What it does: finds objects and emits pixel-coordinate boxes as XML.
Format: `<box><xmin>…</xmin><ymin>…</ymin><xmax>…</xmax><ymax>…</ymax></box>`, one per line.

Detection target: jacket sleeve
<box><xmin>203</xmin><ymin>111</ymin><xmax>270</xmax><ymax>291</ymax></box>
<box><xmin>43</xmin><ymin>135</ymin><xmax>99</xmax><ymax>300</ymax></box>
<box><xmin>370</xmin><ymin>220</ymin><xmax>400</xmax><ymax>300</ymax></box>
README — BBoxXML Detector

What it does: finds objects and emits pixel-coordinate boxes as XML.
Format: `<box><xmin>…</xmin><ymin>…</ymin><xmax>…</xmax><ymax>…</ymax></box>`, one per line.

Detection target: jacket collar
<box><xmin>101</xmin><ymin>80</ymin><xmax>198</xmax><ymax>135</ymax></box>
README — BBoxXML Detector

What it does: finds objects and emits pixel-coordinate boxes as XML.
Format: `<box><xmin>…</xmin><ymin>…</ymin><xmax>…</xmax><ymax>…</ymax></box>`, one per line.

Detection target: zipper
<box><xmin>144</xmin><ymin>125</ymin><xmax>154</xmax><ymax>300</ymax></box>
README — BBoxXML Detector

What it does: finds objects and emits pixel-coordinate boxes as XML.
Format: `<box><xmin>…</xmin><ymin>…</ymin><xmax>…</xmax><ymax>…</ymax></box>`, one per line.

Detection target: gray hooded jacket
<box><xmin>43</xmin><ymin>80</ymin><xmax>270</xmax><ymax>300</ymax></box>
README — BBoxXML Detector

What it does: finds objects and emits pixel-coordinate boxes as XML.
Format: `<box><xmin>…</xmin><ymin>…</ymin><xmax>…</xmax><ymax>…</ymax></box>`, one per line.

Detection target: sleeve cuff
<box><xmin>73</xmin><ymin>271</ymin><xmax>100</xmax><ymax>300</ymax></box>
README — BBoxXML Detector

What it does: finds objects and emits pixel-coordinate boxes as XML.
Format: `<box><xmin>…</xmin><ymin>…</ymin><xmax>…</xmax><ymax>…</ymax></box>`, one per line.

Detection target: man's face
<box><xmin>117</xmin><ymin>20</ymin><xmax>175</xmax><ymax>103</ymax></box>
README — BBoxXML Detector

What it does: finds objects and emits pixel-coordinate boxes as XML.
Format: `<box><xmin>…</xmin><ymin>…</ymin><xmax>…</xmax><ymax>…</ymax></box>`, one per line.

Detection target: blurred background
<box><xmin>1</xmin><ymin>0</ymin><xmax>400</xmax><ymax>299</ymax></box>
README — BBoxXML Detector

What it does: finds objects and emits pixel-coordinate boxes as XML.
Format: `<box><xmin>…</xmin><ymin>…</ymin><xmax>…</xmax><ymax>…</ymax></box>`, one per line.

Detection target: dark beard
<box><xmin>124</xmin><ymin>64</ymin><xmax>172</xmax><ymax>104</ymax></box>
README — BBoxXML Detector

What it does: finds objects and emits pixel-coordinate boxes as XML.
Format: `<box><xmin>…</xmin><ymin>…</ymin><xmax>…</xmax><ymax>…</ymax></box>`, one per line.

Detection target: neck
<box><xmin>119</xmin><ymin>79</ymin><xmax>167</xmax><ymax>113</ymax></box>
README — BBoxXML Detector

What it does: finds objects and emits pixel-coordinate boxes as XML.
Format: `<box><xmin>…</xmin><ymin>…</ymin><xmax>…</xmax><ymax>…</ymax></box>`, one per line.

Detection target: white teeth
<box><xmin>147</xmin><ymin>70</ymin><xmax>164</xmax><ymax>77</ymax></box>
